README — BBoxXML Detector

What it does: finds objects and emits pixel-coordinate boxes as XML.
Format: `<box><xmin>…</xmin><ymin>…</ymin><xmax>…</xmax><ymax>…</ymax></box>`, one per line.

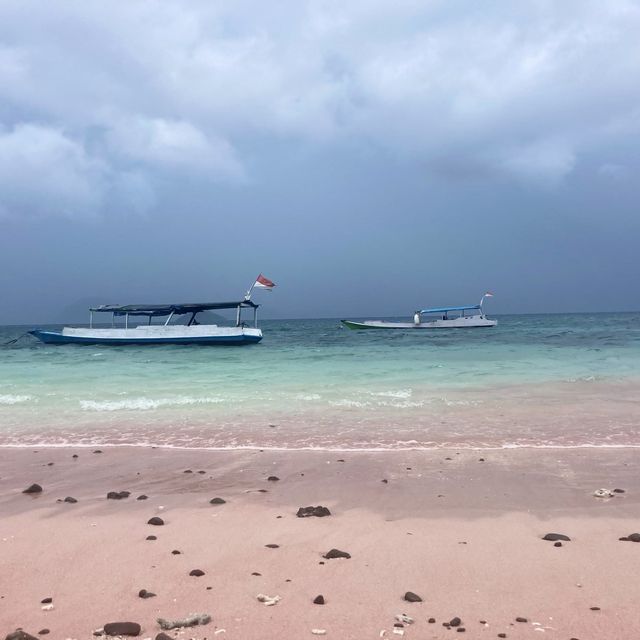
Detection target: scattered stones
<box><xmin>542</xmin><ymin>533</ymin><xmax>570</xmax><ymax>542</ymax></box>
<box><xmin>41</xmin><ymin>597</ymin><xmax>52</xmax><ymax>604</ymax></box>
<box><xmin>613</xmin><ymin>488</ymin><xmax>626</xmax><ymax>493</ymax></box>
<box><xmin>619</xmin><ymin>533</ymin><xmax>640</xmax><ymax>542</ymax></box>
<box><xmin>171</xmin><ymin>550</ymin><xmax>181</xmax><ymax>555</ymax></box>
<box><xmin>138</xmin><ymin>589</ymin><xmax>156</xmax><ymax>599</ymax></box>
<box><xmin>313</xmin><ymin>595</ymin><xmax>325</xmax><ymax>605</ymax></box>
<box><xmin>197</xmin><ymin>470</ymin><xmax>206</xmax><ymax>474</ymax></box>
<box><xmin>450</xmin><ymin>617</ymin><xmax>462</xmax><ymax>627</ymax></box>
<box><xmin>515</xmin><ymin>617</ymin><xmax>527</xmax><ymax>623</ymax></box>
<box><xmin>189</xmin><ymin>569</ymin><xmax>205</xmax><ymax>577</ymax></box>
<box><xmin>323</xmin><ymin>548</ymin><xmax>351</xmax><ymax>559</ymax></box>
<box><xmin>457</xmin><ymin>629</ymin><xmax>466</xmax><ymax>633</ymax></box>
<box><xmin>297</xmin><ymin>506</ymin><xmax>331</xmax><ymax>518</ymax></box>
<box><xmin>103</xmin><ymin>622</ymin><xmax>141</xmax><ymax>636</ymax></box>
<box><xmin>147</xmin><ymin>517</ymin><xmax>164</xmax><ymax>526</ymax></box>
<box><xmin>146</xmin><ymin>535</ymin><xmax>157</xmax><ymax>541</ymax></box>
<box><xmin>593</xmin><ymin>488</ymin><xmax>615</xmax><ymax>498</ymax></box>
<box><xmin>265</xmin><ymin>544</ymin><xmax>280</xmax><ymax>549</ymax></box>
<box><xmin>23</xmin><ymin>484</ymin><xmax>43</xmax><ymax>494</ymax></box>
<box><xmin>63</xmin><ymin>496</ymin><xmax>77</xmax><ymax>503</ymax></box>
<box><xmin>37</xmin><ymin>631</ymin><xmax>49</xmax><ymax>636</ymax></box>
<box><xmin>155</xmin><ymin>635</ymin><xmax>173</xmax><ymax>640</ymax></box>
<box><xmin>157</xmin><ymin>614</ymin><xmax>212</xmax><ymax>629</ymax></box>
<box><xmin>137</xmin><ymin>495</ymin><xmax>148</xmax><ymax>500</ymax></box>
<box><xmin>267</xmin><ymin>476</ymin><xmax>280</xmax><ymax>482</ymax></box>
<box><xmin>209</xmin><ymin>497</ymin><xmax>226</xmax><ymax>505</ymax></box>
<box><xmin>257</xmin><ymin>593</ymin><xmax>281</xmax><ymax>606</ymax></box>
<box><xmin>403</xmin><ymin>591</ymin><xmax>422</xmax><ymax>603</ymax></box>
<box><xmin>5</xmin><ymin>632</ymin><xmax>39</xmax><ymax>640</ymax></box>
<box><xmin>184</xmin><ymin>470</ymin><xmax>193</xmax><ymax>474</ymax></box>
<box><xmin>395</xmin><ymin>614</ymin><xmax>414</xmax><ymax>625</ymax></box>
<box><xmin>107</xmin><ymin>491</ymin><xmax>130</xmax><ymax>500</ymax></box>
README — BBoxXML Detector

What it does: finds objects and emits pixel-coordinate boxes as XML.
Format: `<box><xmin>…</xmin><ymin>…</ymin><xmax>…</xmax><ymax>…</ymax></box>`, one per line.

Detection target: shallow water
<box><xmin>1</xmin><ymin>313</ymin><xmax>639</xmax><ymax>449</ymax></box>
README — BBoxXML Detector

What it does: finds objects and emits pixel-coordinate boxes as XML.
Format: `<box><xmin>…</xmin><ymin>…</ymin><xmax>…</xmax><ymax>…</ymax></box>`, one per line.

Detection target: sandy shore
<box><xmin>2</xmin><ymin>446</ymin><xmax>640</xmax><ymax>639</ymax></box>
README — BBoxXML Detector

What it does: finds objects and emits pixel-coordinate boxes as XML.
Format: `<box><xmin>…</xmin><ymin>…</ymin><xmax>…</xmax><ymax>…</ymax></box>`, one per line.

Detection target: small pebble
<box><xmin>189</xmin><ymin>569</ymin><xmax>205</xmax><ymax>577</ymax></box>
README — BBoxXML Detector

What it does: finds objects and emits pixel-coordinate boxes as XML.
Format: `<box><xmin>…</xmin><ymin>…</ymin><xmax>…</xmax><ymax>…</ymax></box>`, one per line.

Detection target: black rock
<box><xmin>313</xmin><ymin>595</ymin><xmax>325</xmax><ymax>605</ymax></box>
<box><xmin>138</xmin><ymin>589</ymin><xmax>156</xmax><ymax>599</ymax></box>
<box><xmin>590</xmin><ymin>606</ymin><xmax>600</xmax><ymax>611</ymax></box>
<box><xmin>457</xmin><ymin>629</ymin><xmax>466</xmax><ymax>633</ymax></box>
<box><xmin>64</xmin><ymin>496</ymin><xmax>78</xmax><ymax>503</ymax></box>
<box><xmin>209</xmin><ymin>497</ymin><xmax>226</xmax><ymax>505</ymax></box>
<box><xmin>171</xmin><ymin>549</ymin><xmax>181</xmax><ymax>555</ymax></box>
<box><xmin>189</xmin><ymin>569</ymin><xmax>205</xmax><ymax>577</ymax></box>
<box><xmin>428</xmin><ymin>618</ymin><xmax>436</xmax><ymax>623</ymax></box>
<box><xmin>40</xmin><ymin>597</ymin><xmax>52</xmax><ymax>604</ymax></box>
<box><xmin>23</xmin><ymin>484</ymin><xmax>43</xmax><ymax>494</ymax></box>
<box><xmin>107</xmin><ymin>491</ymin><xmax>130</xmax><ymax>500</ymax></box>
<box><xmin>542</xmin><ymin>533</ymin><xmax>570</xmax><ymax>542</ymax></box>
<box><xmin>184</xmin><ymin>469</ymin><xmax>193</xmax><ymax>473</ymax></box>
<box><xmin>620</xmin><ymin>532</ymin><xmax>640</xmax><ymax>542</ymax></box>
<box><xmin>297</xmin><ymin>506</ymin><xmax>331</xmax><ymax>518</ymax></box>
<box><xmin>155</xmin><ymin>635</ymin><xmax>173</xmax><ymax>640</ymax></box>
<box><xmin>498</xmin><ymin>635</ymin><xmax>507</xmax><ymax>638</ymax></box>
<box><xmin>613</xmin><ymin>488</ymin><xmax>625</xmax><ymax>493</ymax></box>
<box><xmin>554</xmin><ymin>541</ymin><xmax>562</xmax><ymax>547</ymax></box>
<box><xmin>93</xmin><ymin>450</ymin><xmax>102</xmax><ymax>454</ymax></box>
<box><xmin>251</xmin><ymin>572</ymin><xmax>262</xmax><ymax>576</ymax></box>
<box><xmin>146</xmin><ymin>535</ymin><xmax>157</xmax><ymax>540</ymax></box>
<box><xmin>136</xmin><ymin>495</ymin><xmax>148</xmax><ymax>501</ymax></box>
<box><xmin>479</xmin><ymin>458</ymin><xmax>485</xmax><ymax>462</ymax></box>
<box><xmin>37</xmin><ymin>631</ymin><xmax>49</xmax><ymax>636</ymax></box>
<box><xmin>381</xmin><ymin>479</ymin><xmax>388</xmax><ymax>483</ymax></box>
<box><xmin>403</xmin><ymin>591</ymin><xmax>422</xmax><ymax>602</ymax></box>
<box><xmin>72</xmin><ymin>454</ymin><xmax>78</xmax><ymax>458</ymax></box>
<box><xmin>103</xmin><ymin>622</ymin><xmax>141</xmax><ymax>636</ymax></box>
<box><xmin>5</xmin><ymin>632</ymin><xmax>39</xmax><ymax>640</ymax></box>
<box><xmin>197</xmin><ymin>470</ymin><xmax>206</xmax><ymax>474</ymax></box>
<box><xmin>337</xmin><ymin>459</ymin><xmax>345</xmax><ymax>462</ymax></box>
<box><xmin>267</xmin><ymin>476</ymin><xmax>280</xmax><ymax>482</ymax></box>
<box><xmin>450</xmin><ymin>617</ymin><xmax>462</xmax><ymax>626</ymax></box>
<box><xmin>265</xmin><ymin>544</ymin><xmax>280</xmax><ymax>548</ymax></box>
<box><xmin>394</xmin><ymin>623</ymin><xmax>404</xmax><ymax>628</ymax></box>
<box><xmin>515</xmin><ymin>617</ymin><xmax>527</xmax><ymax>623</ymax></box>
<box><xmin>47</xmin><ymin>462</ymin><xmax>54</xmax><ymax>466</ymax></box>
<box><xmin>147</xmin><ymin>517</ymin><xmax>164</xmax><ymax>526</ymax></box>
<box><xmin>323</xmin><ymin>548</ymin><xmax>351</xmax><ymax>559</ymax></box>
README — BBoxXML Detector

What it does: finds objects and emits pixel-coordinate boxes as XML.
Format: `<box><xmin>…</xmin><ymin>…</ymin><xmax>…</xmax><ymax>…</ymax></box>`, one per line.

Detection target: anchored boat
<box><xmin>342</xmin><ymin>292</ymin><xmax>497</xmax><ymax>330</ymax></box>
<box><xmin>30</xmin><ymin>300</ymin><xmax>263</xmax><ymax>346</ymax></box>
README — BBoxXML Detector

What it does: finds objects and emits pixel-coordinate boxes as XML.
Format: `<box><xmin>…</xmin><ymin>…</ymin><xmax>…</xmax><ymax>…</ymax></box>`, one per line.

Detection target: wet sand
<box><xmin>2</xmin><ymin>446</ymin><xmax>640</xmax><ymax>639</ymax></box>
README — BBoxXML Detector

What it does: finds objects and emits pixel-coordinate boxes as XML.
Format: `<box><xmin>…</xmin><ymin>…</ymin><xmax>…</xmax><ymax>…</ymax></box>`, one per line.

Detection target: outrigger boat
<box><xmin>30</xmin><ymin>275</ymin><xmax>276</xmax><ymax>346</ymax></box>
<box><xmin>342</xmin><ymin>292</ymin><xmax>497</xmax><ymax>330</ymax></box>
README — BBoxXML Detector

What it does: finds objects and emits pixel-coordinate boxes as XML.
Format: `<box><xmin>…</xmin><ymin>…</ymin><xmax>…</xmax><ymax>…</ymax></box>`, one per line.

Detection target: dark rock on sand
<box><xmin>155</xmin><ymin>635</ymin><xmax>173</xmax><ymax>640</ymax></box>
<box><xmin>63</xmin><ymin>496</ymin><xmax>78</xmax><ymax>503</ymax></box>
<box><xmin>515</xmin><ymin>617</ymin><xmax>527</xmax><ymax>622</ymax></box>
<box><xmin>107</xmin><ymin>491</ymin><xmax>130</xmax><ymax>500</ymax></box>
<box><xmin>267</xmin><ymin>476</ymin><xmax>280</xmax><ymax>482</ymax></box>
<box><xmin>72</xmin><ymin>454</ymin><xmax>78</xmax><ymax>458</ymax></box>
<box><xmin>590</xmin><ymin>606</ymin><xmax>601</xmax><ymax>611</ymax></box>
<box><xmin>138</xmin><ymin>589</ymin><xmax>156</xmax><ymax>598</ymax></box>
<box><xmin>183</xmin><ymin>469</ymin><xmax>193</xmax><ymax>473</ymax></box>
<box><xmin>23</xmin><ymin>484</ymin><xmax>43</xmax><ymax>494</ymax></box>
<box><xmin>381</xmin><ymin>479</ymin><xmax>388</xmax><ymax>483</ymax></box>
<box><xmin>198</xmin><ymin>470</ymin><xmax>206</xmax><ymax>474</ymax></box>
<box><xmin>542</xmin><ymin>533</ymin><xmax>570</xmax><ymax>542</ymax></box>
<box><xmin>147</xmin><ymin>517</ymin><xmax>164</xmax><ymax>526</ymax></box>
<box><xmin>313</xmin><ymin>595</ymin><xmax>325</xmax><ymax>605</ymax></box>
<box><xmin>323</xmin><ymin>549</ymin><xmax>351</xmax><ymax>559</ymax></box>
<box><xmin>136</xmin><ymin>495</ymin><xmax>148</xmax><ymax>501</ymax></box>
<box><xmin>209</xmin><ymin>497</ymin><xmax>226</xmax><ymax>505</ymax></box>
<box><xmin>613</xmin><ymin>488</ymin><xmax>625</xmax><ymax>493</ymax></box>
<box><xmin>146</xmin><ymin>535</ymin><xmax>157</xmax><ymax>540</ymax></box>
<box><xmin>403</xmin><ymin>591</ymin><xmax>422</xmax><ymax>603</ymax></box>
<box><xmin>93</xmin><ymin>450</ymin><xmax>102</xmax><ymax>454</ymax></box>
<box><xmin>554</xmin><ymin>541</ymin><xmax>563</xmax><ymax>547</ymax></box>
<box><xmin>428</xmin><ymin>618</ymin><xmax>436</xmax><ymax>623</ymax></box>
<box><xmin>265</xmin><ymin>544</ymin><xmax>280</xmax><ymax>549</ymax></box>
<box><xmin>41</xmin><ymin>597</ymin><xmax>52</xmax><ymax>604</ymax></box>
<box><xmin>37</xmin><ymin>631</ymin><xmax>49</xmax><ymax>636</ymax></box>
<box><xmin>457</xmin><ymin>629</ymin><xmax>466</xmax><ymax>633</ymax></box>
<box><xmin>5</xmin><ymin>632</ymin><xmax>39</xmax><ymax>640</ymax></box>
<box><xmin>103</xmin><ymin>622</ymin><xmax>141</xmax><ymax>636</ymax></box>
<box><xmin>498</xmin><ymin>635</ymin><xmax>507</xmax><ymax>638</ymax></box>
<box><xmin>189</xmin><ymin>569</ymin><xmax>205</xmax><ymax>577</ymax></box>
<box><xmin>251</xmin><ymin>572</ymin><xmax>262</xmax><ymax>576</ymax></box>
<box><xmin>171</xmin><ymin>550</ymin><xmax>181</xmax><ymax>555</ymax></box>
<box><xmin>619</xmin><ymin>533</ymin><xmax>640</xmax><ymax>542</ymax></box>
<box><xmin>450</xmin><ymin>617</ymin><xmax>462</xmax><ymax>627</ymax></box>
<box><xmin>297</xmin><ymin>506</ymin><xmax>331</xmax><ymax>518</ymax></box>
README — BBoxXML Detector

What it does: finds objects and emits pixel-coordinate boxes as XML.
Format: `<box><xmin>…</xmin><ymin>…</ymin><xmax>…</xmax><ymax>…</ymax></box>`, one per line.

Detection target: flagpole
<box><xmin>245</xmin><ymin>275</ymin><xmax>260</xmax><ymax>300</ymax></box>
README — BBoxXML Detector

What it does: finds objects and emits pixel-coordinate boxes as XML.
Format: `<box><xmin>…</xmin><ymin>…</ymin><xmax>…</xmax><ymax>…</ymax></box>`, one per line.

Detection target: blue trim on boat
<box><xmin>29</xmin><ymin>330</ymin><xmax>262</xmax><ymax>346</ymax></box>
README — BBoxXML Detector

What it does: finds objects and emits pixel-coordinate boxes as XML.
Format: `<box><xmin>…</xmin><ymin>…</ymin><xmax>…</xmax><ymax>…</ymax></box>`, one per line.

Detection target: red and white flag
<box><xmin>253</xmin><ymin>274</ymin><xmax>276</xmax><ymax>290</ymax></box>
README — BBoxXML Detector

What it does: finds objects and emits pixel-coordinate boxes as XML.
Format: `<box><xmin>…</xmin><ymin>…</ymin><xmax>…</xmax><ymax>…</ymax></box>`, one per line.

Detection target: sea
<box><xmin>1</xmin><ymin>313</ymin><xmax>639</xmax><ymax>451</ymax></box>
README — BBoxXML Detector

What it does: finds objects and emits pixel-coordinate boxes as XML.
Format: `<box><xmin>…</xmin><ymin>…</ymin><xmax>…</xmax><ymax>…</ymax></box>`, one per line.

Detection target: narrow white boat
<box><xmin>342</xmin><ymin>293</ymin><xmax>497</xmax><ymax>330</ymax></box>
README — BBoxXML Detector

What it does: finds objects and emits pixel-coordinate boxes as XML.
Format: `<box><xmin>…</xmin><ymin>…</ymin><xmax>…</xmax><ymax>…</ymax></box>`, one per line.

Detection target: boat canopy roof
<box><xmin>419</xmin><ymin>304</ymin><xmax>481</xmax><ymax>314</ymax></box>
<box><xmin>90</xmin><ymin>300</ymin><xmax>258</xmax><ymax>317</ymax></box>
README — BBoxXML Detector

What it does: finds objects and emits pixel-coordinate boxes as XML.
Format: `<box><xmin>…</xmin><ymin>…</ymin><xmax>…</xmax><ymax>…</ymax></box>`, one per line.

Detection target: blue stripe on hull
<box><xmin>29</xmin><ymin>330</ymin><xmax>262</xmax><ymax>346</ymax></box>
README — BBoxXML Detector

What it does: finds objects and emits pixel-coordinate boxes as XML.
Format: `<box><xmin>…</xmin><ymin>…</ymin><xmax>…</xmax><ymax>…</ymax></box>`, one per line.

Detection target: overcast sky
<box><xmin>1</xmin><ymin>0</ymin><xmax>639</xmax><ymax>323</ymax></box>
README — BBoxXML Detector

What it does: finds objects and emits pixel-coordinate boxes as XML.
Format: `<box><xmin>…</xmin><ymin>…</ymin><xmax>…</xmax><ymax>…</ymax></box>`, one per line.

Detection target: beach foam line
<box><xmin>0</xmin><ymin>394</ymin><xmax>34</xmax><ymax>405</ymax></box>
<box><xmin>79</xmin><ymin>396</ymin><xmax>225</xmax><ymax>411</ymax></box>
<box><xmin>2</xmin><ymin>442</ymin><xmax>640</xmax><ymax>452</ymax></box>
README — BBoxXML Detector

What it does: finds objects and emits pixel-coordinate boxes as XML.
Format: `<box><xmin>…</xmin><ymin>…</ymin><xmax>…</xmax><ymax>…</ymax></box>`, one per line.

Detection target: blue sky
<box><xmin>0</xmin><ymin>0</ymin><xmax>639</xmax><ymax>323</ymax></box>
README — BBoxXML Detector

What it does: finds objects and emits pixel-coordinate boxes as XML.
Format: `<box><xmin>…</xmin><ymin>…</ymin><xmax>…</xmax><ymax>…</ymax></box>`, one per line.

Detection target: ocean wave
<box><xmin>80</xmin><ymin>396</ymin><xmax>224</xmax><ymax>411</ymax></box>
<box><xmin>295</xmin><ymin>393</ymin><xmax>322</xmax><ymax>401</ymax></box>
<box><xmin>369</xmin><ymin>389</ymin><xmax>412</xmax><ymax>398</ymax></box>
<box><xmin>0</xmin><ymin>394</ymin><xmax>34</xmax><ymax>405</ymax></box>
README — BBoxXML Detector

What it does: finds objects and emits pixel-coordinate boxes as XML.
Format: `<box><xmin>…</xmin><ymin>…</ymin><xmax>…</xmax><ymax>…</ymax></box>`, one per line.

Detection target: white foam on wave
<box><xmin>295</xmin><ymin>393</ymin><xmax>322</xmax><ymax>401</ymax></box>
<box><xmin>369</xmin><ymin>389</ymin><xmax>413</xmax><ymax>399</ymax></box>
<box><xmin>0</xmin><ymin>394</ymin><xmax>34</xmax><ymax>405</ymax></box>
<box><xmin>80</xmin><ymin>396</ymin><xmax>224</xmax><ymax>411</ymax></box>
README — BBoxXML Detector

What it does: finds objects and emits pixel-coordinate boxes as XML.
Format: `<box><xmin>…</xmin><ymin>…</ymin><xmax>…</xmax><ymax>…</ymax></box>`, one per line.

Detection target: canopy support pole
<box><xmin>236</xmin><ymin>305</ymin><xmax>241</xmax><ymax>327</ymax></box>
<box><xmin>164</xmin><ymin>311</ymin><xmax>174</xmax><ymax>326</ymax></box>
<box><xmin>254</xmin><ymin>306</ymin><xmax>258</xmax><ymax>327</ymax></box>
<box><xmin>125</xmin><ymin>314</ymin><xmax>128</xmax><ymax>329</ymax></box>
<box><xmin>90</xmin><ymin>310</ymin><xmax>93</xmax><ymax>329</ymax></box>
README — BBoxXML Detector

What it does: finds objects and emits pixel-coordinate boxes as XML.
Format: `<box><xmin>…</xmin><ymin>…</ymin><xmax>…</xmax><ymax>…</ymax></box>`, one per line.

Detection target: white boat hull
<box><xmin>30</xmin><ymin>325</ymin><xmax>262</xmax><ymax>345</ymax></box>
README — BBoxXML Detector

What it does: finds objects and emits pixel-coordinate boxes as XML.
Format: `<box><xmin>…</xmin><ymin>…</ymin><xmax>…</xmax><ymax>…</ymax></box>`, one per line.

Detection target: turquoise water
<box><xmin>1</xmin><ymin>313</ymin><xmax>639</xmax><ymax>449</ymax></box>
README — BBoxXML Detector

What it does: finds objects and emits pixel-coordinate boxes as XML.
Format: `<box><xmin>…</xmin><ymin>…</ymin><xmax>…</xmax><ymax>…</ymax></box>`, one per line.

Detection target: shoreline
<box><xmin>2</xmin><ymin>446</ymin><xmax>640</xmax><ymax>638</ymax></box>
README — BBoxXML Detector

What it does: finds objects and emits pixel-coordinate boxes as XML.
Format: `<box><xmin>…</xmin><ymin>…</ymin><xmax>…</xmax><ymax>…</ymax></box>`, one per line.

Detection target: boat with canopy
<box><xmin>341</xmin><ymin>293</ymin><xmax>497</xmax><ymax>330</ymax></box>
<box><xmin>29</xmin><ymin>276</ymin><xmax>276</xmax><ymax>346</ymax></box>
